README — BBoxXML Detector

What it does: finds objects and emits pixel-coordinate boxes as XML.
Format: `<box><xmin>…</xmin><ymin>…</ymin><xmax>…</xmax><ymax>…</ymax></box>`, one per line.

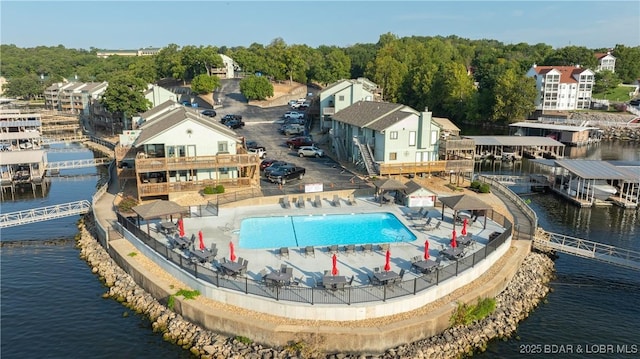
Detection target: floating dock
<box><xmin>508</xmin><ymin>122</ymin><xmax>601</xmax><ymax>146</ymax></box>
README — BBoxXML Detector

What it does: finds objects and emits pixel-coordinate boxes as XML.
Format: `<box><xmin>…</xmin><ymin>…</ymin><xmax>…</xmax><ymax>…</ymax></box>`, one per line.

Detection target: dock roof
<box><xmin>462</xmin><ymin>136</ymin><xmax>565</xmax><ymax>147</ymax></box>
<box><xmin>555</xmin><ymin>160</ymin><xmax>638</xmax><ymax>180</ymax></box>
<box><xmin>509</xmin><ymin>122</ymin><xmax>598</xmax><ymax>132</ymax></box>
<box><xmin>0</xmin><ymin>150</ymin><xmax>46</xmax><ymax>165</ymax></box>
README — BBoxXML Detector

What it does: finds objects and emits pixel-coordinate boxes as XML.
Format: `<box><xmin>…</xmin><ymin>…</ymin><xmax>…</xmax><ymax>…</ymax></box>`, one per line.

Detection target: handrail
<box><xmin>478</xmin><ymin>174</ymin><xmax>538</xmax><ymax>234</ymax></box>
<box><xmin>0</xmin><ymin>200</ymin><xmax>91</xmax><ymax>228</ymax></box>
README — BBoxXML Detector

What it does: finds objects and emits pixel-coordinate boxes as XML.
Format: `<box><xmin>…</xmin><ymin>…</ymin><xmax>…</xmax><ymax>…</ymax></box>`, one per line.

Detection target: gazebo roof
<box><xmin>439</xmin><ymin>194</ymin><xmax>491</xmax><ymax>211</ymax></box>
<box><xmin>132</xmin><ymin>200</ymin><xmax>188</xmax><ymax>220</ymax></box>
<box><xmin>373</xmin><ymin>178</ymin><xmax>407</xmax><ymax>191</ymax></box>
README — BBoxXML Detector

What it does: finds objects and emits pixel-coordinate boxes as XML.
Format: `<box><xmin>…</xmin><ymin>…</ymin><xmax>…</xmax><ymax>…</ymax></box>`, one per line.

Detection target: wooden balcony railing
<box><xmin>138</xmin><ymin>178</ymin><xmax>254</xmax><ymax>197</ymax></box>
<box><xmin>135</xmin><ymin>154</ymin><xmax>259</xmax><ymax>172</ymax></box>
<box><xmin>379</xmin><ymin>159</ymin><xmax>474</xmax><ymax>176</ymax></box>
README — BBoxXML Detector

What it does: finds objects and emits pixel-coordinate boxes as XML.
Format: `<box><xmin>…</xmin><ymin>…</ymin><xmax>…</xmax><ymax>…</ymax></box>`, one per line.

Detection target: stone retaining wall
<box><xmin>79</xmin><ymin>215</ymin><xmax>555</xmax><ymax>358</ymax></box>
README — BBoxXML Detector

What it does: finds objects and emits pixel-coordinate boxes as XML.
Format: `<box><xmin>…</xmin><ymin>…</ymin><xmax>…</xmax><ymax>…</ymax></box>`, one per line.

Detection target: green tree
<box><xmin>366</xmin><ymin>48</ymin><xmax>407</xmax><ymax>102</ymax></box>
<box><xmin>543</xmin><ymin>46</ymin><xmax>597</xmax><ymax>69</ymax></box>
<box><xmin>344</xmin><ymin>43</ymin><xmax>377</xmax><ymax>79</ymax></box>
<box><xmin>593</xmin><ymin>70</ymin><xmax>621</xmax><ymax>95</ymax></box>
<box><xmin>3</xmin><ymin>74</ymin><xmax>43</xmax><ymax>99</ymax></box>
<box><xmin>612</xmin><ymin>45</ymin><xmax>640</xmax><ymax>84</ymax></box>
<box><xmin>492</xmin><ymin>68</ymin><xmax>537</xmax><ymax>123</ymax></box>
<box><xmin>155</xmin><ymin>44</ymin><xmax>186</xmax><ymax>81</ymax></box>
<box><xmin>239</xmin><ymin>75</ymin><xmax>273</xmax><ymax>100</ymax></box>
<box><xmin>191</xmin><ymin>74</ymin><xmax>220</xmax><ymax>94</ymax></box>
<box><xmin>439</xmin><ymin>62</ymin><xmax>477</xmax><ymax>121</ymax></box>
<box><xmin>101</xmin><ymin>73</ymin><xmax>151</xmax><ymax>128</ymax></box>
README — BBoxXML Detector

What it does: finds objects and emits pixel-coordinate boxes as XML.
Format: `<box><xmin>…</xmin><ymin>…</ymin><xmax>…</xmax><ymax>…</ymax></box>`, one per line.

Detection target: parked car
<box><xmin>246</xmin><ymin>140</ymin><xmax>264</xmax><ymax>150</ymax></box>
<box><xmin>260</xmin><ymin>159</ymin><xmax>279</xmax><ymax>171</ymax></box>
<box><xmin>248</xmin><ymin>147</ymin><xmax>267</xmax><ymax>159</ymax></box>
<box><xmin>267</xmin><ymin>166</ymin><xmax>306</xmax><ymax>185</ymax></box>
<box><xmin>286</xmin><ymin>136</ymin><xmax>314</xmax><ymax>149</ymax></box>
<box><xmin>225</xmin><ymin>119</ymin><xmax>245</xmax><ymax>129</ymax></box>
<box><xmin>201</xmin><ymin>109</ymin><xmax>217</xmax><ymax>117</ymax></box>
<box><xmin>263</xmin><ymin>162</ymin><xmax>293</xmax><ymax>176</ymax></box>
<box><xmin>283</xmin><ymin>124</ymin><xmax>305</xmax><ymax>136</ymax></box>
<box><xmin>220</xmin><ymin>114</ymin><xmax>242</xmax><ymax>124</ymax></box>
<box><xmin>284</xmin><ymin>111</ymin><xmax>304</xmax><ymax>119</ymax></box>
<box><xmin>298</xmin><ymin>145</ymin><xmax>324</xmax><ymax>158</ymax></box>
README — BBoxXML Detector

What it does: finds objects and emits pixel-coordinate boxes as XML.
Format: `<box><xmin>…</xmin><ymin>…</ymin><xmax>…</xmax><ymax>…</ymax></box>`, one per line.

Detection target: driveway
<box><xmin>214</xmin><ymin>79</ymin><xmax>369</xmax><ymax>196</ymax></box>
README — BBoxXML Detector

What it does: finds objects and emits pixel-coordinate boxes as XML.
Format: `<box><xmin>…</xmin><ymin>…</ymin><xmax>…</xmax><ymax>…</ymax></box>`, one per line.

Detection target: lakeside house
<box><xmin>595</xmin><ymin>51</ymin><xmax>616</xmax><ymax>73</ymax></box>
<box><xmin>319</xmin><ymin>78</ymin><xmax>382</xmax><ymax>131</ymax></box>
<box><xmin>114</xmin><ymin>102</ymin><xmax>260</xmax><ymax>202</ymax></box>
<box><xmin>526</xmin><ymin>64</ymin><xmax>595</xmax><ymax>111</ymax></box>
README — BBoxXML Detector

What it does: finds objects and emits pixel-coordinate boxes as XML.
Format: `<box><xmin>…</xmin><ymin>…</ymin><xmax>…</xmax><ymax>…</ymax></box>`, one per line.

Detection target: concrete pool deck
<box><xmin>155</xmin><ymin>194</ymin><xmax>506</xmax><ymax>287</ymax></box>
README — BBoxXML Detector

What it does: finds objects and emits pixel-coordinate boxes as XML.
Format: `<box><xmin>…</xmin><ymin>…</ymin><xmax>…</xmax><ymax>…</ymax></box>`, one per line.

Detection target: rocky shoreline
<box><xmin>79</xmin><ymin>216</ymin><xmax>555</xmax><ymax>359</ymax></box>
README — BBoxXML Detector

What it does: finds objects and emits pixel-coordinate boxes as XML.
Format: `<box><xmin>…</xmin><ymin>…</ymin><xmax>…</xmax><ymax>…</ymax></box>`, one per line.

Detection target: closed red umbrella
<box><xmin>331</xmin><ymin>253</ymin><xmax>338</xmax><ymax>276</ymax></box>
<box><xmin>384</xmin><ymin>249</ymin><xmax>391</xmax><ymax>272</ymax></box>
<box><xmin>178</xmin><ymin>218</ymin><xmax>185</xmax><ymax>237</ymax></box>
<box><xmin>198</xmin><ymin>230</ymin><xmax>205</xmax><ymax>251</ymax></box>
<box><xmin>424</xmin><ymin>240</ymin><xmax>430</xmax><ymax>260</ymax></box>
<box><xmin>229</xmin><ymin>241</ymin><xmax>236</xmax><ymax>262</ymax></box>
<box><xmin>451</xmin><ymin>229</ymin><xmax>458</xmax><ymax>248</ymax></box>
<box><xmin>461</xmin><ymin>218</ymin><xmax>468</xmax><ymax>236</ymax></box>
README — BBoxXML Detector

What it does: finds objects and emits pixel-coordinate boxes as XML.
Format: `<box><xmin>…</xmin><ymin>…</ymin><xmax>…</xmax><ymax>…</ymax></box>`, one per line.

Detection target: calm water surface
<box><xmin>1</xmin><ymin>141</ymin><xmax>639</xmax><ymax>358</ymax></box>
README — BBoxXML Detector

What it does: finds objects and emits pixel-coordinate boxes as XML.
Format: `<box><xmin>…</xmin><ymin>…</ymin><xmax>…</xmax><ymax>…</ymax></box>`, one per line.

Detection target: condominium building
<box><xmin>526</xmin><ymin>64</ymin><xmax>595</xmax><ymax>111</ymax></box>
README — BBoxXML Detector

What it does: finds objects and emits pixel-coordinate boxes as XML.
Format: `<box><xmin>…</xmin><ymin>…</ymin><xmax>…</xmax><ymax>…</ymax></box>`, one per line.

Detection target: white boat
<box><xmin>568</xmin><ymin>180</ymin><xmax>617</xmax><ymax>200</ymax></box>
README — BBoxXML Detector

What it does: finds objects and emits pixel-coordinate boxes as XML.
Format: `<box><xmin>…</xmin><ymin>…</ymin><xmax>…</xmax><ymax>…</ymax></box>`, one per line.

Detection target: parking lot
<box><xmin>213</xmin><ymin>79</ymin><xmax>369</xmax><ymax>196</ymax></box>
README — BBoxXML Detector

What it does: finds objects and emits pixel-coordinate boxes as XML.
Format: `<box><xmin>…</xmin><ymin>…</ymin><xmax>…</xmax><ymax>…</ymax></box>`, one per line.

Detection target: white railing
<box><xmin>0</xmin><ymin>200</ymin><xmax>91</xmax><ymax>228</ymax></box>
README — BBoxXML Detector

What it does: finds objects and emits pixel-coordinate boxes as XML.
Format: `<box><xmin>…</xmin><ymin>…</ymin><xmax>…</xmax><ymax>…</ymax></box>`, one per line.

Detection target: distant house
<box><xmin>526</xmin><ymin>64</ymin><xmax>595</xmax><ymax>111</ymax></box>
<box><xmin>319</xmin><ymin>78</ymin><xmax>381</xmax><ymax>130</ymax></box>
<box><xmin>329</xmin><ymin>101</ymin><xmax>440</xmax><ymax>176</ymax></box>
<box><xmin>115</xmin><ymin>104</ymin><xmax>260</xmax><ymax>201</ymax></box>
<box><xmin>96</xmin><ymin>47</ymin><xmax>161</xmax><ymax>58</ymax></box>
<box><xmin>595</xmin><ymin>51</ymin><xmax>616</xmax><ymax>73</ymax></box>
<box><xmin>144</xmin><ymin>85</ymin><xmax>178</xmax><ymax>108</ymax></box>
<box><xmin>210</xmin><ymin>54</ymin><xmax>238</xmax><ymax>79</ymax></box>
<box><xmin>46</xmin><ymin>82</ymin><xmax>109</xmax><ymax>115</ymax></box>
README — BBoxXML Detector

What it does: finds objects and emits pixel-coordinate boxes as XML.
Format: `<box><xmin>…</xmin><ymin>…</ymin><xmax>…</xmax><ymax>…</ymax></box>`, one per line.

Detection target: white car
<box><xmin>284</xmin><ymin>111</ymin><xmax>304</xmax><ymax>119</ymax></box>
<box><xmin>298</xmin><ymin>146</ymin><xmax>324</xmax><ymax>158</ymax></box>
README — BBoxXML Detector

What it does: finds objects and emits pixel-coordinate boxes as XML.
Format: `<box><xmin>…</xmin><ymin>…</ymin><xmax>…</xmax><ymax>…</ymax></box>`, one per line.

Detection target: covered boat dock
<box><xmin>531</xmin><ymin>159</ymin><xmax>640</xmax><ymax>208</ymax></box>
<box><xmin>463</xmin><ymin>136</ymin><xmax>565</xmax><ymax>161</ymax></box>
<box><xmin>508</xmin><ymin>122</ymin><xmax>601</xmax><ymax>146</ymax></box>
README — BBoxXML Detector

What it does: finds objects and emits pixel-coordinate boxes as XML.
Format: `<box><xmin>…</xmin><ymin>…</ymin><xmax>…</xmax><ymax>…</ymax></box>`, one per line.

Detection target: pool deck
<box><xmin>153</xmin><ymin>196</ymin><xmax>504</xmax><ymax>287</ymax></box>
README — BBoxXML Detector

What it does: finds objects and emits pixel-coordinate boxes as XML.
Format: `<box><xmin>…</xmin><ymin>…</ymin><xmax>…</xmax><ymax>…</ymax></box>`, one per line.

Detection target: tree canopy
<box><xmin>100</xmin><ymin>73</ymin><xmax>151</xmax><ymax>122</ymax></box>
<box><xmin>2</xmin><ymin>35</ymin><xmax>639</xmax><ymax>125</ymax></box>
<box><xmin>239</xmin><ymin>75</ymin><xmax>273</xmax><ymax>100</ymax></box>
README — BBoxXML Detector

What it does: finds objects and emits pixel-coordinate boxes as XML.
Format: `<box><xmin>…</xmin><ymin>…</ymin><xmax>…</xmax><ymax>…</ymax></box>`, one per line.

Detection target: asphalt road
<box><xmin>213</xmin><ymin>79</ymin><xmax>368</xmax><ymax>196</ymax></box>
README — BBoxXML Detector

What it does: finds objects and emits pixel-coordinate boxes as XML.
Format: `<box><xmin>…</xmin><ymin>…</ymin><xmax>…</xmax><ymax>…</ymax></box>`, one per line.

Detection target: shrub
<box><xmin>479</xmin><ymin>183</ymin><xmax>491</xmax><ymax>193</ymax></box>
<box><xmin>470</xmin><ymin>181</ymin><xmax>482</xmax><ymax>190</ymax></box>
<box><xmin>203</xmin><ymin>185</ymin><xmax>225</xmax><ymax>195</ymax></box>
<box><xmin>117</xmin><ymin>195</ymin><xmax>138</xmax><ymax>212</ymax></box>
<box><xmin>450</xmin><ymin>298</ymin><xmax>497</xmax><ymax>326</ymax></box>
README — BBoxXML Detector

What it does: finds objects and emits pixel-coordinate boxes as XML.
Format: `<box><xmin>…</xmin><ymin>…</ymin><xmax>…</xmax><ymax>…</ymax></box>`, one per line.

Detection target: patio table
<box><xmin>412</xmin><ymin>259</ymin><xmax>438</xmax><ymax>274</ymax></box>
<box><xmin>322</xmin><ymin>275</ymin><xmax>347</xmax><ymax>290</ymax></box>
<box><xmin>159</xmin><ymin>221</ymin><xmax>177</xmax><ymax>234</ymax></box>
<box><xmin>457</xmin><ymin>234</ymin><xmax>473</xmax><ymax>247</ymax></box>
<box><xmin>265</xmin><ymin>270</ymin><xmax>292</xmax><ymax>286</ymax></box>
<box><xmin>173</xmin><ymin>236</ymin><xmax>190</xmax><ymax>250</ymax></box>
<box><xmin>374</xmin><ymin>271</ymin><xmax>399</xmax><ymax>285</ymax></box>
<box><xmin>190</xmin><ymin>249</ymin><xmax>215</xmax><ymax>263</ymax></box>
<box><xmin>221</xmin><ymin>261</ymin><xmax>244</xmax><ymax>276</ymax></box>
<box><xmin>441</xmin><ymin>247</ymin><xmax>465</xmax><ymax>260</ymax></box>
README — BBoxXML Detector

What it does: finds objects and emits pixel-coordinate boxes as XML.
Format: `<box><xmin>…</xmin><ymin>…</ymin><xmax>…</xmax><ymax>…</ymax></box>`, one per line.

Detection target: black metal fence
<box><xmin>116</xmin><ymin>213</ymin><xmax>512</xmax><ymax>305</ymax></box>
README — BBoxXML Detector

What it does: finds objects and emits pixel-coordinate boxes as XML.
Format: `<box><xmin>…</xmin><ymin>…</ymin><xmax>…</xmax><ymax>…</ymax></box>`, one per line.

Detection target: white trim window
<box><xmin>409</xmin><ymin>131</ymin><xmax>416</xmax><ymax>146</ymax></box>
<box><xmin>390</xmin><ymin>131</ymin><xmax>398</xmax><ymax>140</ymax></box>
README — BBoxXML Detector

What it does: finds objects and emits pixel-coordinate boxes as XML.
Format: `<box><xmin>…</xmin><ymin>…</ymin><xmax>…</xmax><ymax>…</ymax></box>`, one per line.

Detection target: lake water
<box><xmin>1</xmin><ymin>141</ymin><xmax>638</xmax><ymax>358</ymax></box>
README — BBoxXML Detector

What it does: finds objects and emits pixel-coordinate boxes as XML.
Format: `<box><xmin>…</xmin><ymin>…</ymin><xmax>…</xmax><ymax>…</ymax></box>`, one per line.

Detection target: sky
<box><xmin>1</xmin><ymin>1</ymin><xmax>639</xmax><ymax>50</ymax></box>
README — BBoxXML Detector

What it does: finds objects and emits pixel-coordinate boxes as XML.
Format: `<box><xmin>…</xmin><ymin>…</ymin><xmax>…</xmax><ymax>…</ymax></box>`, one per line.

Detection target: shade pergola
<box><xmin>373</xmin><ymin>178</ymin><xmax>407</xmax><ymax>206</ymax></box>
<box><xmin>132</xmin><ymin>200</ymin><xmax>189</xmax><ymax>236</ymax></box>
<box><xmin>439</xmin><ymin>194</ymin><xmax>492</xmax><ymax>230</ymax></box>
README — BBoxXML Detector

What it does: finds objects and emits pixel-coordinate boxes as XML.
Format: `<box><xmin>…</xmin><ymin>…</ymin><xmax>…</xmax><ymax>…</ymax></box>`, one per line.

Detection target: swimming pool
<box><xmin>238</xmin><ymin>212</ymin><xmax>416</xmax><ymax>249</ymax></box>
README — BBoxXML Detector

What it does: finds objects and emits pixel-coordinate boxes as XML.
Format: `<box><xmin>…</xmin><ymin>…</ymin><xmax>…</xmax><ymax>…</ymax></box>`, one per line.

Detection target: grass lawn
<box><xmin>593</xmin><ymin>85</ymin><xmax>636</xmax><ymax>102</ymax></box>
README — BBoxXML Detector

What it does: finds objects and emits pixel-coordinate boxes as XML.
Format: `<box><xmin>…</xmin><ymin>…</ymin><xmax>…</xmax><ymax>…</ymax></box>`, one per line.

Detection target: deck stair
<box><xmin>353</xmin><ymin>137</ymin><xmax>378</xmax><ymax>176</ymax></box>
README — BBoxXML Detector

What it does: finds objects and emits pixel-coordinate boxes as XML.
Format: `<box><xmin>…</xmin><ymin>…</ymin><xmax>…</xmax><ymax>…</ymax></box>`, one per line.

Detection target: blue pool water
<box><xmin>238</xmin><ymin>212</ymin><xmax>416</xmax><ymax>249</ymax></box>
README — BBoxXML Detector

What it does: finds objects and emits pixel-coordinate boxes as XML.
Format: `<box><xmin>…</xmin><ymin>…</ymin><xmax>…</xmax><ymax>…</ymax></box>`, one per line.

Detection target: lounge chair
<box><xmin>327</xmin><ymin>245</ymin><xmax>338</xmax><ymax>254</ymax></box>
<box><xmin>332</xmin><ymin>194</ymin><xmax>341</xmax><ymax>207</ymax></box>
<box><xmin>304</xmin><ymin>246</ymin><xmax>315</xmax><ymax>257</ymax></box>
<box><xmin>280</xmin><ymin>196</ymin><xmax>291</xmax><ymax>209</ymax></box>
<box><xmin>297</xmin><ymin>195</ymin><xmax>305</xmax><ymax>208</ymax></box>
<box><xmin>278</xmin><ymin>247</ymin><xmax>289</xmax><ymax>259</ymax></box>
<box><xmin>378</xmin><ymin>243</ymin><xmax>390</xmax><ymax>252</ymax></box>
<box><xmin>405</xmin><ymin>207</ymin><xmax>425</xmax><ymax>220</ymax></box>
<box><xmin>346</xmin><ymin>194</ymin><xmax>356</xmax><ymax>206</ymax></box>
<box><xmin>361</xmin><ymin>243</ymin><xmax>373</xmax><ymax>255</ymax></box>
<box><xmin>343</xmin><ymin>244</ymin><xmax>355</xmax><ymax>256</ymax></box>
<box><xmin>314</xmin><ymin>195</ymin><xmax>322</xmax><ymax>208</ymax></box>
<box><xmin>424</xmin><ymin>220</ymin><xmax>441</xmax><ymax>231</ymax></box>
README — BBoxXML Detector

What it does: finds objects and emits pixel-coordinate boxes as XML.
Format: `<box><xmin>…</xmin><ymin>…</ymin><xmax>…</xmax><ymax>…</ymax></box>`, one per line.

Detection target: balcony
<box><xmin>135</xmin><ymin>154</ymin><xmax>259</xmax><ymax>172</ymax></box>
<box><xmin>138</xmin><ymin>177</ymin><xmax>254</xmax><ymax>198</ymax></box>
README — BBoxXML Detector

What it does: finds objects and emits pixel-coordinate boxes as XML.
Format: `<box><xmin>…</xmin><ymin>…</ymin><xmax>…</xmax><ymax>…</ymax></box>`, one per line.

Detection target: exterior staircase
<box><xmin>353</xmin><ymin>137</ymin><xmax>378</xmax><ymax>176</ymax></box>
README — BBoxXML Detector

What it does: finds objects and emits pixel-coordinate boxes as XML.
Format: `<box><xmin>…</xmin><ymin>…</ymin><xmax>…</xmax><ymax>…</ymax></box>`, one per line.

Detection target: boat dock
<box><xmin>508</xmin><ymin>121</ymin><xmax>601</xmax><ymax>146</ymax></box>
<box><xmin>463</xmin><ymin>135</ymin><xmax>565</xmax><ymax>162</ymax></box>
<box><xmin>529</xmin><ymin>159</ymin><xmax>640</xmax><ymax>208</ymax></box>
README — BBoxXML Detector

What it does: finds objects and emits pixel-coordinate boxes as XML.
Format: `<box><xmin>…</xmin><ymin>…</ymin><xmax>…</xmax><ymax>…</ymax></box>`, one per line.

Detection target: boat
<box><xmin>568</xmin><ymin>180</ymin><xmax>617</xmax><ymax>200</ymax></box>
